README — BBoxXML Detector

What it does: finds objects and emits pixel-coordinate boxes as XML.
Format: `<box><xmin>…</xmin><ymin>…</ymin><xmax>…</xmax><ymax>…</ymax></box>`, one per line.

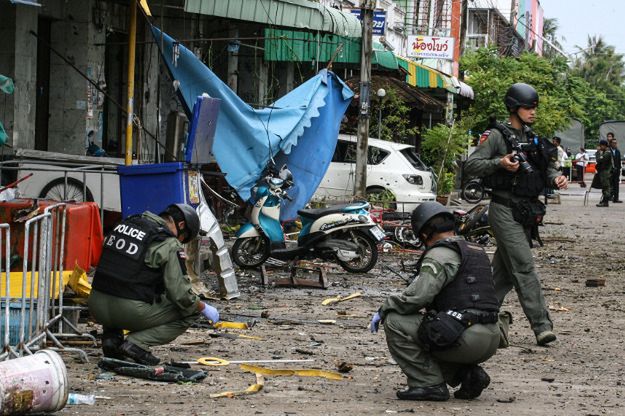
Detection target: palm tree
<box><xmin>542</xmin><ymin>18</ymin><xmax>564</xmax><ymax>59</ymax></box>
<box><xmin>572</xmin><ymin>35</ymin><xmax>625</xmax><ymax>98</ymax></box>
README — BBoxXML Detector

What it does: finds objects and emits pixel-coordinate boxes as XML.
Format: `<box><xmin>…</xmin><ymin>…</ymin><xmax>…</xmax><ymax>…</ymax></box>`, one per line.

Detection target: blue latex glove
<box><xmin>201</xmin><ymin>303</ymin><xmax>220</xmax><ymax>324</ymax></box>
<box><xmin>370</xmin><ymin>312</ymin><xmax>382</xmax><ymax>334</ymax></box>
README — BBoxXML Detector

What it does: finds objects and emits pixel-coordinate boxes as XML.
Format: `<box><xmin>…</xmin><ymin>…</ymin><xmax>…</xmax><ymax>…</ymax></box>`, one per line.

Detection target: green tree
<box><xmin>368</xmin><ymin>87</ymin><xmax>417</xmax><ymax>142</ymax></box>
<box><xmin>572</xmin><ymin>35</ymin><xmax>625</xmax><ymax>97</ymax></box>
<box><xmin>542</xmin><ymin>18</ymin><xmax>565</xmax><ymax>60</ymax></box>
<box><xmin>459</xmin><ymin>48</ymin><xmax>570</xmax><ymax>137</ymax></box>
<box><xmin>420</xmin><ymin>124</ymin><xmax>470</xmax><ymax>195</ymax></box>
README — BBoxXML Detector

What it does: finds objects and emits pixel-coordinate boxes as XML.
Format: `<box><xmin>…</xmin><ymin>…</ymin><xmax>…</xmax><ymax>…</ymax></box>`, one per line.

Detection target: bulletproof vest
<box><xmin>483</xmin><ymin>123</ymin><xmax>557</xmax><ymax>198</ymax></box>
<box><xmin>93</xmin><ymin>215</ymin><xmax>173</xmax><ymax>303</ymax></box>
<box><xmin>426</xmin><ymin>239</ymin><xmax>499</xmax><ymax>313</ymax></box>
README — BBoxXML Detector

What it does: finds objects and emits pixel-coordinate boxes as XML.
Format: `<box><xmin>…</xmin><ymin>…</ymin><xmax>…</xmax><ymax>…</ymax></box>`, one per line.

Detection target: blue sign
<box><xmin>349</xmin><ymin>9</ymin><xmax>386</xmax><ymax>36</ymax></box>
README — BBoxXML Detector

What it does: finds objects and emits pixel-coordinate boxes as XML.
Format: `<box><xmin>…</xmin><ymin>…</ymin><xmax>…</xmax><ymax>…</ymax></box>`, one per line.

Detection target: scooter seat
<box><xmin>298</xmin><ymin>202</ymin><xmax>369</xmax><ymax>219</ymax></box>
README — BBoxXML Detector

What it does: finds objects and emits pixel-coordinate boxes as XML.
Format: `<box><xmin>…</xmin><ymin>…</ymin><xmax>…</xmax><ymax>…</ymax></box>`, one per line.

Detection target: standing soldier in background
<box><xmin>608</xmin><ymin>134</ymin><xmax>622</xmax><ymax>203</ymax></box>
<box><xmin>594</xmin><ymin>139</ymin><xmax>613</xmax><ymax>207</ymax></box>
<box><xmin>464</xmin><ymin>83</ymin><xmax>567</xmax><ymax>346</ymax></box>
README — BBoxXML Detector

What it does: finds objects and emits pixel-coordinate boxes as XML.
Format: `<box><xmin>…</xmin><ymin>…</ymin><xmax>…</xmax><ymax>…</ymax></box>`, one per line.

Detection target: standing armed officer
<box><xmin>464</xmin><ymin>83</ymin><xmax>567</xmax><ymax>346</ymax></box>
<box><xmin>370</xmin><ymin>202</ymin><xmax>500</xmax><ymax>401</ymax></box>
<box><xmin>89</xmin><ymin>204</ymin><xmax>220</xmax><ymax>365</ymax></box>
<box><xmin>594</xmin><ymin>139</ymin><xmax>613</xmax><ymax>207</ymax></box>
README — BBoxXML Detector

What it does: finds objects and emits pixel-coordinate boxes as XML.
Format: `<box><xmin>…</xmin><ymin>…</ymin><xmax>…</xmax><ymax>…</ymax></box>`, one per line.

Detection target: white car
<box><xmin>313</xmin><ymin>134</ymin><xmax>436</xmax><ymax>212</ymax></box>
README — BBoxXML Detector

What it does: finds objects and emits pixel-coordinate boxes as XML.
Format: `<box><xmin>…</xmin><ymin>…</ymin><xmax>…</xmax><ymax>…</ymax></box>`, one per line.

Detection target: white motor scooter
<box><xmin>231</xmin><ymin>166</ymin><xmax>384</xmax><ymax>273</ymax></box>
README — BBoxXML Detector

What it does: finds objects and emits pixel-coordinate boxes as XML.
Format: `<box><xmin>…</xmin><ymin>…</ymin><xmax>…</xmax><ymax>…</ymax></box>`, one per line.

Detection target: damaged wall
<box><xmin>1</xmin><ymin>0</ymin><xmax>310</xmax><ymax>161</ymax></box>
<box><xmin>48</xmin><ymin>0</ymin><xmax>100</xmax><ymax>155</ymax></box>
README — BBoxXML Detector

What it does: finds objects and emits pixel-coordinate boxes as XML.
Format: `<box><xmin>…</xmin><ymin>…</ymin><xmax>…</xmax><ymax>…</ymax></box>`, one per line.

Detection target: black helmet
<box><xmin>411</xmin><ymin>202</ymin><xmax>455</xmax><ymax>240</ymax></box>
<box><xmin>162</xmin><ymin>203</ymin><xmax>200</xmax><ymax>244</ymax></box>
<box><xmin>504</xmin><ymin>83</ymin><xmax>539</xmax><ymax>112</ymax></box>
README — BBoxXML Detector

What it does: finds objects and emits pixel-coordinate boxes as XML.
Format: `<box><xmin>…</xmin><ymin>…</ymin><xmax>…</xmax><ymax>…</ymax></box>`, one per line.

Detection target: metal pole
<box><xmin>378</xmin><ymin>107</ymin><xmax>382</xmax><ymax>140</ymax></box>
<box><xmin>125</xmin><ymin>0</ymin><xmax>137</xmax><ymax>166</ymax></box>
<box><xmin>354</xmin><ymin>0</ymin><xmax>375</xmax><ymax>199</ymax></box>
<box><xmin>459</xmin><ymin>0</ymin><xmax>468</xmax><ymax>57</ymax></box>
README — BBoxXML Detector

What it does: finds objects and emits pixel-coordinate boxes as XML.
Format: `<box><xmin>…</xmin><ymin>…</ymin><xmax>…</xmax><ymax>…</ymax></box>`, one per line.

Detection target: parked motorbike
<box><xmin>231</xmin><ymin>166</ymin><xmax>384</xmax><ymax>273</ymax></box>
<box><xmin>461</xmin><ymin>178</ymin><xmax>492</xmax><ymax>204</ymax></box>
<box><xmin>454</xmin><ymin>203</ymin><xmax>494</xmax><ymax>245</ymax></box>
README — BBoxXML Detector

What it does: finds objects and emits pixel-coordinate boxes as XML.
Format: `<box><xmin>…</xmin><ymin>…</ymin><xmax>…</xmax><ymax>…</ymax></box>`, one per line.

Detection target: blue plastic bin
<box><xmin>0</xmin><ymin>300</ymin><xmax>37</xmax><ymax>345</ymax></box>
<box><xmin>117</xmin><ymin>162</ymin><xmax>188</xmax><ymax>218</ymax></box>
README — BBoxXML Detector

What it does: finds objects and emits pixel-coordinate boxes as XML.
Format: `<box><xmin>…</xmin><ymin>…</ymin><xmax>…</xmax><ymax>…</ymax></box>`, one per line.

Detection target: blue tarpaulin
<box><xmin>151</xmin><ymin>27</ymin><xmax>353</xmax><ymax>220</ymax></box>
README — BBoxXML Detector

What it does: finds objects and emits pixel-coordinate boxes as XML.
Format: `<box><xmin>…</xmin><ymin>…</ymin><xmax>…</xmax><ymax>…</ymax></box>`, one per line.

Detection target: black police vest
<box><xmin>420</xmin><ymin>239</ymin><xmax>499</xmax><ymax>313</ymax></box>
<box><xmin>93</xmin><ymin>215</ymin><xmax>173</xmax><ymax>303</ymax></box>
<box><xmin>483</xmin><ymin>123</ymin><xmax>557</xmax><ymax>198</ymax></box>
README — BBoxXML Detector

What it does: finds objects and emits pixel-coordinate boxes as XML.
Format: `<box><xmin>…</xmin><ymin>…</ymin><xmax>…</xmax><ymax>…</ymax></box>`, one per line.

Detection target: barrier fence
<box><xmin>0</xmin><ymin>203</ymin><xmax>95</xmax><ymax>362</ymax></box>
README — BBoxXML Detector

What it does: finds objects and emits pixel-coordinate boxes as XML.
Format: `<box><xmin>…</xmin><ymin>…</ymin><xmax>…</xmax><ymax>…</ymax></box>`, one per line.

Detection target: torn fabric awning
<box><xmin>151</xmin><ymin>27</ymin><xmax>354</xmax><ymax>220</ymax></box>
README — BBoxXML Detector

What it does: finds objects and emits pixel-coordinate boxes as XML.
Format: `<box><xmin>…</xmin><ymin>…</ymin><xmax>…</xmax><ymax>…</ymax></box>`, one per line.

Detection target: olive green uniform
<box><xmin>89</xmin><ymin>212</ymin><xmax>200</xmax><ymax>350</ymax></box>
<box><xmin>595</xmin><ymin>149</ymin><xmax>613</xmax><ymax>202</ymax></box>
<box><xmin>380</xmin><ymin>237</ymin><xmax>500</xmax><ymax>388</ymax></box>
<box><xmin>464</xmin><ymin>127</ymin><xmax>559</xmax><ymax>337</ymax></box>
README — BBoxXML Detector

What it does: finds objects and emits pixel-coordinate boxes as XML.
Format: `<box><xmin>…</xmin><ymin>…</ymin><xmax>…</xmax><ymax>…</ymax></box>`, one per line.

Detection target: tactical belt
<box><xmin>449</xmin><ymin>310</ymin><xmax>499</xmax><ymax>327</ymax></box>
<box><xmin>491</xmin><ymin>194</ymin><xmax>513</xmax><ymax>207</ymax></box>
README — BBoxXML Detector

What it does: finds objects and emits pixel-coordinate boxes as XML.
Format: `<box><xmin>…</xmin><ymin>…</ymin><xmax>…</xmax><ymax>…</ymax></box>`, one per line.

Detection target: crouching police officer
<box><xmin>89</xmin><ymin>204</ymin><xmax>220</xmax><ymax>365</ymax></box>
<box><xmin>370</xmin><ymin>202</ymin><xmax>500</xmax><ymax>401</ymax></box>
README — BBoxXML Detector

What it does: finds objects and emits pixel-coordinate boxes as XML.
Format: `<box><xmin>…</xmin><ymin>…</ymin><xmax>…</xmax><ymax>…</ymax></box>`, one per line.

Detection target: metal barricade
<box><xmin>0</xmin><ymin>224</ymin><xmax>14</xmax><ymax>360</ymax></box>
<box><xmin>41</xmin><ymin>204</ymin><xmax>95</xmax><ymax>361</ymax></box>
<box><xmin>0</xmin><ymin>204</ymin><xmax>94</xmax><ymax>362</ymax></box>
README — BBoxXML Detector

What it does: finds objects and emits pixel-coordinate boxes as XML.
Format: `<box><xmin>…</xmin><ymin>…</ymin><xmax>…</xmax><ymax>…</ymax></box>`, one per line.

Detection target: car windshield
<box><xmin>400</xmin><ymin>148</ymin><xmax>428</xmax><ymax>170</ymax></box>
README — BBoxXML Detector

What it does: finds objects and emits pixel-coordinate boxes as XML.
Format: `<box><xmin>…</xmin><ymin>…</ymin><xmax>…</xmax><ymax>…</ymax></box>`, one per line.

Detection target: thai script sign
<box><xmin>349</xmin><ymin>9</ymin><xmax>386</xmax><ymax>35</ymax></box>
<box><xmin>407</xmin><ymin>35</ymin><xmax>455</xmax><ymax>60</ymax></box>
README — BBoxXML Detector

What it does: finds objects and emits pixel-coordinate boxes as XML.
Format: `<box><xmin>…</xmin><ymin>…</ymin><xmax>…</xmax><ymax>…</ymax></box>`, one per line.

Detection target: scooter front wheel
<box><xmin>231</xmin><ymin>236</ymin><xmax>270</xmax><ymax>268</ymax></box>
<box><xmin>337</xmin><ymin>230</ymin><xmax>379</xmax><ymax>273</ymax></box>
<box><xmin>462</xmin><ymin>181</ymin><xmax>485</xmax><ymax>203</ymax></box>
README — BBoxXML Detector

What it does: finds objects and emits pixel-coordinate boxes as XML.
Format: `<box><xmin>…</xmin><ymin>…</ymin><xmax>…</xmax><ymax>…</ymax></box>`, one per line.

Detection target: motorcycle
<box><xmin>231</xmin><ymin>166</ymin><xmax>384</xmax><ymax>273</ymax></box>
<box><xmin>461</xmin><ymin>177</ymin><xmax>492</xmax><ymax>204</ymax></box>
<box><xmin>453</xmin><ymin>203</ymin><xmax>494</xmax><ymax>246</ymax></box>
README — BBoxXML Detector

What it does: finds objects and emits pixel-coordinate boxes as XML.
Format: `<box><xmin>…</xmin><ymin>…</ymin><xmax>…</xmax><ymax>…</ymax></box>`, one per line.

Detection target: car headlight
<box><xmin>402</xmin><ymin>174</ymin><xmax>423</xmax><ymax>185</ymax></box>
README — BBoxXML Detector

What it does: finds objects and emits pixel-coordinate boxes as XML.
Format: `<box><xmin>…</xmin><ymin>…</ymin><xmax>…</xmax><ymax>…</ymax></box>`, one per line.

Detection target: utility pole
<box><xmin>354</xmin><ymin>0</ymin><xmax>375</xmax><ymax>199</ymax></box>
<box><xmin>459</xmin><ymin>0</ymin><xmax>468</xmax><ymax>57</ymax></box>
<box><xmin>124</xmin><ymin>0</ymin><xmax>137</xmax><ymax>166</ymax></box>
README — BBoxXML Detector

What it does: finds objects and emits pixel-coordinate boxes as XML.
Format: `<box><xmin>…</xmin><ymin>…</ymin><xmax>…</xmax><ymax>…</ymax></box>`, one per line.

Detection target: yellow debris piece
<box><xmin>321</xmin><ymin>292</ymin><xmax>363</xmax><ymax>306</ymax></box>
<box><xmin>239</xmin><ymin>364</ymin><xmax>347</xmax><ymax>381</ymax></box>
<box><xmin>0</xmin><ymin>271</ymin><xmax>72</xmax><ymax>299</ymax></box>
<box><xmin>139</xmin><ymin>0</ymin><xmax>152</xmax><ymax>16</ymax></box>
<box><xmin>213</xmin><ymin>321</ymin><xmax>249</xmax><ymax>330</ymax></box>
<box><xmin>68</xmin><ymin>265</ymin><xmax>92</xmax><ymax>298</ymax></box>
<box><xmin>209</xmin><ymin>373</ymin><xmax>264</xmax><ymax>399</ymax></box>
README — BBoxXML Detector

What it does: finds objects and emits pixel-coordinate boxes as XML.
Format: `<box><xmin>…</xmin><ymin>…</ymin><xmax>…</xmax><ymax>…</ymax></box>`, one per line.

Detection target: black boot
<box><xmin>396</xmin><ymin>383</ymin><xmax>449</xmax><ymax>401</ymax></box>
<box><xmin>596</xmin><ymin>197</ymin><xmax>609</xmax><ymax>207</ymax></box>
<box><xmin>101</xmin><ymin>328</ymin><xmax>124</xmax><ymax>359</ymax></box>
<box><xmin>119</xmin><ymin>341</ymin><xmax>160</xmax><ymax>366</ymax></box>
<box><xmin>454</xmin><ymin>365</ymin><xmax>491</xmax><ymax>400</ymax></box>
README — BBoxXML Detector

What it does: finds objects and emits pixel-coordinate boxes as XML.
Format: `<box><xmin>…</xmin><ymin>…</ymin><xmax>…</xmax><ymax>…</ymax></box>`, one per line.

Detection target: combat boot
<box><xmin>396</xmin><ymin>383</ymin><xmax>449</xmax><ymax>401</ymax></box>
<box><xmin>101</xmin><ymin>328</ymin><xmax>124</xmax><ymax>359</ymax></box>
<box><xmin>454</xmin><ymin>365</ymin><xmax>491</xmax><ymax>400</ymax></box>
<box><xmin>536</xmin><ymin>330</ymin><xmax>557</xmax><ymax>346</ymax></box>
<box><xmin>119</xmin><ymin>341</ymin><xmax>161</xmax><ymax>365</ymax></box>
<box><xmin>596</xmin><ymin>197</ymin><xmax>609</xmax><ymax>207</ymax></box>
